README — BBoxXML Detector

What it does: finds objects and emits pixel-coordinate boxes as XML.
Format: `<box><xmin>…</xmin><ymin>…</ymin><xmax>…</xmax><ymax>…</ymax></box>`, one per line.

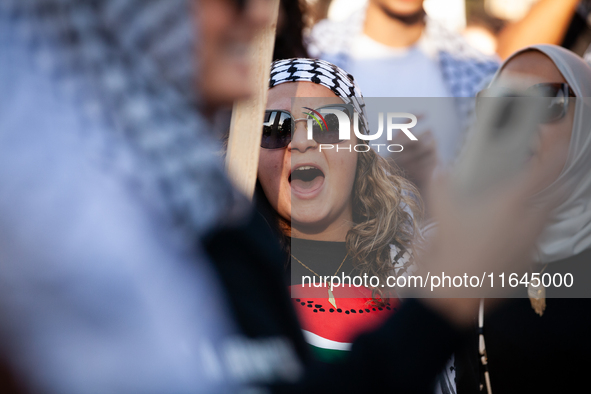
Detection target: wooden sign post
<box><xmin>226</xmin><ymin>0</ymin><xmax>281</xmax><ymax>199</ymax></box>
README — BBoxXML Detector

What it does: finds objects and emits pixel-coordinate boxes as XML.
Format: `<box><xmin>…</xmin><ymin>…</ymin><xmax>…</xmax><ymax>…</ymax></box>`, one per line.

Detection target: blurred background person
<box><xmin>468</xmin><ymin>0</ymin><xmax>591</xmax><ymax>58</ymax></box>
<box><xmin>307</xmin><ymin>0</ymin><xmax>591</xmax><ymax>59</ymax></box>
<box><xmin>495</xmin><ymin>0</ymin><xmax>583</xmax><ymax>58</ymax></box>
<box><xmin>455</xmin><ymin>44</ymin><xmax>591</xmax><ymax>393</ymax></box>
<box><xmin>307</xmin><ymin>0</ymin><xmax>499</xmax><ymax>196</ymax></box>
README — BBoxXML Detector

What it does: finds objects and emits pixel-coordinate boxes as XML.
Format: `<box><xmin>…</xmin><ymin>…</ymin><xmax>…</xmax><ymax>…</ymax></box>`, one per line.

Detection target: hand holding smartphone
<box><xmin>453</xmin><ymin>80</ymin><xmax>547</xmax><ymax>200</ymax></box>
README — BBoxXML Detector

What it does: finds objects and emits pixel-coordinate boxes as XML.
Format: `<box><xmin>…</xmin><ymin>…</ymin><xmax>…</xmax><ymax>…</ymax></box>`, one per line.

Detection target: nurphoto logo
<box><xmin>306</xmin><ymin>107</ymin><xmax>419</xmax><ymax>153</ymax></box>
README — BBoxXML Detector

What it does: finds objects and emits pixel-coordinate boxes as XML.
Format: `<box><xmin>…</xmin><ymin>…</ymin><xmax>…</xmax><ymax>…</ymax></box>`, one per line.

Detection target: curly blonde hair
<box><xmin>346</xmin><ymin>143</ymin><xmax>422</xmax><ymax>301</ymax></box>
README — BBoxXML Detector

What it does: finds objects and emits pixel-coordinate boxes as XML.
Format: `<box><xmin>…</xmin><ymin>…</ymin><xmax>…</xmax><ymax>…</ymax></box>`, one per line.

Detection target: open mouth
<box><xmin>289</xmin><ymin>165</ymin><xmax>325</xmax><ymax>193</ymax></box>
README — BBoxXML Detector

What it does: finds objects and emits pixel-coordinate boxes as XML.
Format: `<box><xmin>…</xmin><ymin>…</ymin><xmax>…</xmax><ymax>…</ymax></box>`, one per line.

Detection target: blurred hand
<box><xmin>413</xmin><ymin>152</ymin><xmax>565</xmax><ymax>327</ymax></box>
<box><xmin>389</xmin><ymin>128</ymin><xmax>438</xmax><ymax>192</ymax></box>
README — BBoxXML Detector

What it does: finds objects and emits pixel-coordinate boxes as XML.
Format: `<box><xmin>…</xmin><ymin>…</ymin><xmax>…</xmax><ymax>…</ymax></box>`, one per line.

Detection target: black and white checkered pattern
<box><xmin>269</xmin><ymin>58</ymin><xmax>370</xmax><ymax>135</ymax></box>
<box><xmin>2</xmin><ymin>0</ymin><xmax>239</xmax><ymax>239</ymax></box>
<box><xmin>307</xmin><ymin>11</ymin><xmax>499</xmax><ymax>99</ymax></box>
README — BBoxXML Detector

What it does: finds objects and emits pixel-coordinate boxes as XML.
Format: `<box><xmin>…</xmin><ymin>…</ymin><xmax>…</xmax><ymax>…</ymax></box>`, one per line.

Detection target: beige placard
<box><xmin>226</xmin><ymin>0</ymin><xmax>280</xmax><ymax>199</ymax></box>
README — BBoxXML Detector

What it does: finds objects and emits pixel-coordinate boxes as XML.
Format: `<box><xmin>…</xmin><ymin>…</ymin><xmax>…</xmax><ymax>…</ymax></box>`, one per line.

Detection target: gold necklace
<box><xmin>290</xmin><ymin>252</ymin><xmax>348</xmax><ymax>309</ymax></box>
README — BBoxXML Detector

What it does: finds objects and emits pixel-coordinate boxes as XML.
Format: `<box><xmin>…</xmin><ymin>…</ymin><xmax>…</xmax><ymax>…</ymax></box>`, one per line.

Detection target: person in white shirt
<box><xmin>308</xmin><ymin>0</ymin><xmax>499</xmax><ymax>194</ymax></box>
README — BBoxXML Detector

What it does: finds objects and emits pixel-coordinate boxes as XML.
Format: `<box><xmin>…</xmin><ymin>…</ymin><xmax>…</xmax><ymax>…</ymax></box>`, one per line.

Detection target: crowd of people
<box><xmin>0</xmin><ymin>0</ymin><xmax>590</xmax><ymax>393</ymax></box>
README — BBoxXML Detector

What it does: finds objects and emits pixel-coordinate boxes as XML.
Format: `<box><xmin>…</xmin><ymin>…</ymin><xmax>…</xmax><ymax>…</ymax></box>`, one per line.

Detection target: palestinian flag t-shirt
<box><xmin>289</xmin><ymin>239</ymin><xmax>403</xmax><ymax>362</ymax></box>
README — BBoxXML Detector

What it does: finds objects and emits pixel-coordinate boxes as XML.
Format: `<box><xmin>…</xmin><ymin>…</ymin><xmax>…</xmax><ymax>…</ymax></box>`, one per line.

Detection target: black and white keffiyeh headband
<box><xmin>269</xmin><ymin>58</ymin><xmax>369</xmax><ymax>134</ymax></box>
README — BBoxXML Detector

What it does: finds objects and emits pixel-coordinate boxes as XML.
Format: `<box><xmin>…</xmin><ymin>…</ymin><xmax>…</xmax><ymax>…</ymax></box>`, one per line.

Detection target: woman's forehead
<box><xmin>266</xmin><ymin>82</ymin><xmax>344</xmax><ymax>111</ymax></box>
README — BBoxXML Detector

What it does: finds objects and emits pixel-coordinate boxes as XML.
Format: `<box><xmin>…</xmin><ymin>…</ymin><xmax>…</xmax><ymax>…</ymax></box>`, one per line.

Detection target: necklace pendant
<box><xmin>328</xmin><ymin>286</ymin><xmax>337</xmax><ymax>309</ymax></box>
<box><xmin>528</xmin><ymin>282</ymin><xmax>546</xmax><ymax>317</ymax></box>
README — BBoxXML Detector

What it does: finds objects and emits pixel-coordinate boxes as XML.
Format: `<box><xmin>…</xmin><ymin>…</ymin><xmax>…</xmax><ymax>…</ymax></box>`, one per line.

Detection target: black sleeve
<box><xmin>272</xmin><ymin>298</ymin><xmax>462</xmax><ymax>394</ymax></box>
<box><xmin>202</xmin><ymin>208</ymin><xmax>311</xmax><ymax>364</ymax></box>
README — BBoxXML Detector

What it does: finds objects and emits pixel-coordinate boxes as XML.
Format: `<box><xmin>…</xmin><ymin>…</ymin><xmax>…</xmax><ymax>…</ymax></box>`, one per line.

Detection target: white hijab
<box><xmin>490</xmin><ymin>45</ymin><xmax>591</xmax><ymax>264</ymax></box>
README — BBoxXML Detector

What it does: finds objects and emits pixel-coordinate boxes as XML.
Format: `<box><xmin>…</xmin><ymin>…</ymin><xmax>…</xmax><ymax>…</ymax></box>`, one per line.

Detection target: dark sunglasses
<box><xmin>261</xmin><ymin>104</ymin><xmax>355</xmax><ymax>149</ymax></box>
<box><xmin>477</xmin><ymin>83</ymin><xmax>576</xmax><ymax>124</ymax></box>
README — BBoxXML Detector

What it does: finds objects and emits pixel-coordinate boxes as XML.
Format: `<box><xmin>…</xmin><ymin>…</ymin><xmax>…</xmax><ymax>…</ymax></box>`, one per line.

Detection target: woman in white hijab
<box><xmin>525</xmin><ymin>46</ymin><xmax>591</xmax><ymax>266</ymax></box>
<box><xmin>456</xmin><ymin>44</ymin><xmax>591</xmax><ymax>394</ymax></box>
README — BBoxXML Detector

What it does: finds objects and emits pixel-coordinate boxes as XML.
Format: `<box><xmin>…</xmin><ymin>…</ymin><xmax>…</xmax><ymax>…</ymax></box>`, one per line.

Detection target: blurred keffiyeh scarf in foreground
<box><xmin>1</xmin><ymin>0</ymin><xmax>239</xmax><ymax>238</ymax></box>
